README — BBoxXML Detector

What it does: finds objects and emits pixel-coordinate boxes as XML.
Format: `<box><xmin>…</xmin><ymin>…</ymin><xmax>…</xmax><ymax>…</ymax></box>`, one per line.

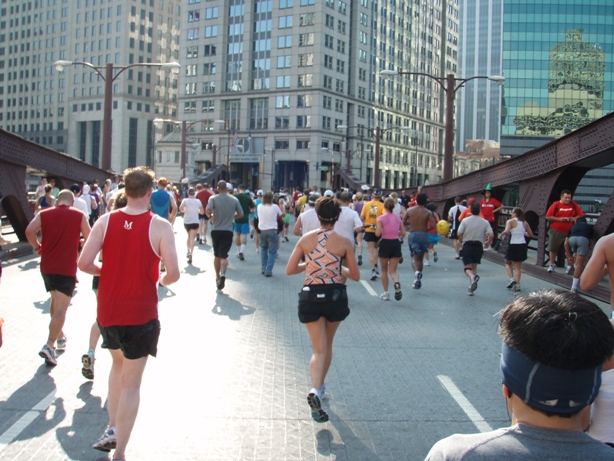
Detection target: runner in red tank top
<box><xmin>25</xmin><ymin>190</ymin><xmax>91</xmax><ymax>366</ymax></box>
<box><xmin>79</xmin><ymin>167</ymin><xmax>179</xmax><ymax>460</ymax></box>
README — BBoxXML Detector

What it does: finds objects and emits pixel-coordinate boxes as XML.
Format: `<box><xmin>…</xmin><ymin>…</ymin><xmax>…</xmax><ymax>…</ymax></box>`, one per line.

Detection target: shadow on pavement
<box><xmin>158</xmin><ymin>286</ymin><xmax>176</xmax><ymax>300</ymax></box>
<box><xmin>33</xmin><ymin>297</ymin><xmax>51</xmax><ymax>314</ymax></box>
<box><xmin>183</xmin><ymin>264</ymin><xmax>205</xmax><ymax>276</ymax></box>
<box><xmin>322</xmin><ymin>408</ymin><xmax>379</xmax><ymax>459</ymax></box>
<box><xmin>56</xmin><ymin>381</ymin><xmax>109</xmax><ymax>461</ymax></box>
<box><xmin>0</xmin><ymin>369</ymin><xmax>65</xmax><ymax>442</ymax></box>
<box><xmin>211</xmin><ymin>291</ymin><xmax>256</xmax><ymax>321</ymax></box>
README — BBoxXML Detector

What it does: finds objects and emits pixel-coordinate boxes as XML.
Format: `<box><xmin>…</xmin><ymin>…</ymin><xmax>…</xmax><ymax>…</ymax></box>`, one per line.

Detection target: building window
<box><xmin>277</xmin><ymin>55</ymin><xmax>291</xmax><ymax>68</ymax></box>
<box><xmin>296</xmin><ymin>116</ymin><xmax>312</xmax><ymax>128</ymax></box>
<box><xmin>322</xmin><ymin>116</ymin><xmax>331</xmax><ymax>130</ymax></box>
<box><xmin>278</xmin><ymin>35</ymin><xmax>292</xmax><ymax>48</ymax></box>
<box><xmin>205</xmin><ymin>7</ymin><xmax>218</xmax><ymax>19</ymax></box>
<box><xmin>276</xmin><ymin>95</ymin><xmax>290</xmax><ymax>108</ymax></box>
<box><xmin>276</xmin><ymin>75</ymin><xmax>291</xmax><ymax>88</ymax></box>
<box><xmin>336</xmin><ymin>59</ymin><xmax>345</xmax><ymax>73</ymax></box>
<box><xmin>280</xmin><ymin>0</ymin><xmax>294</xmax><ymax>8</ymax></box>
<box><xmin>279</xmin><ymin>15</ymin><xmax>293</xmax><ymax>28</ymax></box>
<box><xmin>324</xmin><ymin>55</ymin><xmax>333</xmax><ymax>69</ymax></box>
<box><xmin>300</xmin><ymin>13</ymin><xmax>314</xmax><ymax>26</ymax></box>
<box><xmin>337</xmin><ymin>40</ymin><xmax>345</xmax><ymax>54</ymax></box>
<box><xmin>296</xmin><ymin>140</ymin><xmax>310</xmax><ymax>149</ymax></box>
<box><xmin>297</xmin><ymin>95</ymin><xmax>312</xmax><ymax>107</ymax></box>
<box><xmin>324</xmin><ymin>75</ymin><xmax>332</xmax><ymax>89</ymax></box>
<box><xmin>298</xmin><ymin>74</ymin><xmax>313</xmax><ymax>87</ymax></box>
<box><xmin>323</xmin><ymin>95</ymin><xmax>332</xmax><ymax>109</ymax></box>
<box><xmin>250</xmin><ymin>98</ymin><xmax>268</xmax><ymax>130</ymax></box>
<box><xmin>299</xmin><ymin>33</ymin><xmax>314</xmax><ymax>46</ymax></box>
<box><xmin>299</xmin><ymin>53</ymin><xmax>313</xmax><ymax>67</ymax></box>
<box><xmin>275</xmin><ymin>116</ymin><xmax>290</xmax><ymax>129</ymax></box>
<box><xmin>275</xmin><ymin>140</ymin><xmax>290</xmax><ymax>149</ymax></box>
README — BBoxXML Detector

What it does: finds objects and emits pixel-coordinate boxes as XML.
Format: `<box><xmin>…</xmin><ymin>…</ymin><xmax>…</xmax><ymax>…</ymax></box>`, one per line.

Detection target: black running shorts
<box><xmin>462</xmin><ymin>241</ymin><xmax>484</xmax><ymax>265</ymax></box>
<box><xmin>211</xmin><ymin>230</ymin><xmax>233</xmax><ymax>258</ymax></box>
<box><xmin>41</xmin><ymin>273</ymin><xmax>76</xmax><ymax>297</ymax></box>
<box><xmin>378</xmin><ymin>238</ymin><xmax>402</xmax><ymax>259</ymax></box>
<box><xmin>99</xmin><ymin>318</ymin><xmax>161</xmax><ymax>359</ymax></box>
<box><xmin>298</xmin><ymin>284</ymin><xmax>350</xmax><ymax>324</ymax></box>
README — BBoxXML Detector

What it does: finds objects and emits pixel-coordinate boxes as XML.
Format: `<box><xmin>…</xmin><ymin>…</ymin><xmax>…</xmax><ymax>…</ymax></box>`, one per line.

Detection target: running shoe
<box><xmin>56</xmin><ymin>336</ymin><xmax>67</xmax><ymax>351</ymax></box>
<box><xmin>238</xmin><ymin>252</ymin><xmax>244</xmax><ymax>261</ymax></box>
<box><xmin>218</xmin><ymin>275</ymin><xmax>226</xmax><ymax>290</ymax></box>
<box><xmin>470</xmin><ymin>274</ymin><xmax>480</xmax><ymax>292</ymax></box>
<box><xmin>357</xmin><ymin>255</ymin><xmax>363</xmax><ymax>266</ymax></box>
<box><xmin>394</xmin><ymin>282</ymin><xmax>402</xmax><ymax>301</ymax></box>
<box><xmin>285</xmin><ymin>236</ymin><xmax>289</xmax><ymax>242</ymax></box>
<box><xmin>39</xmin><ymin>345</ymin><xmax>57</xmax><ymax>366</ymax></box>
<box><xmin>424</xmin><ymin>260</ymin><xmax>430</xmax><ymax>266</ymax></box>
<box><xmin>413</xmin><ymin>272</ymin><xmax>422</xmax><ymax>289</ymax></box>
<box><xmin>570</xmin><ymin>287</ymin><xmax>577</xmax><ymax>294</ymax></box>
<box><xmin>467</xmin><ymin>287</ymin><xmax>474</xmax><ymax>296</ymax></box>
<box><xmin>566</xmin><ymin>264</ymin><xmax>575</xmax><ymax>275</ymax></box>
<box><xmin>371</xmin><ymin>270</ymin><xmax>377</xmax><ymax>281</ymax></box>
<box><xmin>433</xmin><ymin>251</ymin><xmax>438</xmax><ymax>262</ymax></box>
<box><xmin>547</xmin><ymin>264</ymin><xmax>555</xmax><ymax>273</ymax></box>
<box><xmin>187</xmin><ymin>252</ymin><xmax>192</xmax><ymax>264</ymax></box>
<box><xmin>399</xmin><ymin>257</ymin><xmax>404</xmax><ymax>264</ymax></box>
<box><xmin>202</xmin><ymin>237</ymin><xmax>207</xmax><ymax>245</ymax></box>
<box><xmin>379</xmin><ymin>292</ymin><xmax>390</xmax><ymax>301</ymax></box>
<box><xmin>307</xmin><ymin>389</ymin><xmax>329</xmax><ymax>423</ymax></box>
<box><xmin>250</xmin><ymin>230</ymin><xmax>254</xmax><ymax>239</ymax></box>
<box><xmin>81</xmin><ymin>353</ymin><xmax>95</xmax><ymax>380</ymax></box>
<box><xmin>375</xmin><ymin>267</ymin><xmax>380</xmax><ymax>275</ymax></box>
<box><xmin>92</xmin><ymin>426</ymin><xmax>117</xmax><ymax>452</ymax></box>
<box><xmin>512</xmin><ymin>284</ymin><xmax>521</xmax><ymax>292</ymax></box>
<box><xmin>455</xmin><ymin>254</ymin><xmax>461</xmax><ymax>260</ymax></box>
<box><xmin>506</xmin><ymin>279</ymin><xmax>516</xmax><ymax>289</ymax></box>
<box><xmin>319</xmin><ymin>383</ymin><xmax>327</xmax><ymax>399</ymax></box>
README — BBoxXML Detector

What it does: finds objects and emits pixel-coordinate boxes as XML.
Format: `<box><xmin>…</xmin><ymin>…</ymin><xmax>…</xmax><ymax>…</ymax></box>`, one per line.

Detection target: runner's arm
<box><xmin>78</xmin><ymin>216</ymin><xmax>108</xmax><ymax>275</ymax></box>
<box><xmin>25</xmin><ymin>213</ymin><xmax>43</xmax><ymax>253</ymax></box>
<box><xmin>580</xmin><ymin>238</ymin><xmax>608</xmax><ymax>291</ymax></box>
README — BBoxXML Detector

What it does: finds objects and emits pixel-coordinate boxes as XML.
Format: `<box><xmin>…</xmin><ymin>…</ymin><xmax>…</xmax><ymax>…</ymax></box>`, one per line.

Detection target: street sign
<box><xmin>319</xmin><ymin>166</ymin><xmax>329</xmax><ymax>171</ymax></box>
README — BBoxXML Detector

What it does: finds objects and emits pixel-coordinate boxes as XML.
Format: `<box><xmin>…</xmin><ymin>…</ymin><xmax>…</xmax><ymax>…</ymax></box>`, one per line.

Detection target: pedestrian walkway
<box><xmin>0</xmin><ymin>220</ymin><xmax>610</xmax><ymax>460</ymax></box>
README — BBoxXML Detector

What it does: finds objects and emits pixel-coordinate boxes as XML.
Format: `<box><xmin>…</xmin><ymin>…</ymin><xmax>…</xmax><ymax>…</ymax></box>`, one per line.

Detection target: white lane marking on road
<box><xmin>0</xmin><ymin>390</ymin><xmax>56</xmax><ymax>454</ymax></box>
<box><xmin>437</xmin><ymin>375</ymin><xmax>493</xmax><ymax>433</ymax></box>
<box><xmin>360</xmin><ymin>280</ymin><xmax>378</xmax><ymax>297</ymax></box>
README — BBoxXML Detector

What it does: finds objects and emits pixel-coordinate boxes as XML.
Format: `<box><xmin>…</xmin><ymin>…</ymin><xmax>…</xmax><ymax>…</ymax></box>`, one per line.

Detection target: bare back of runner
<box><xmin>402</xmin><ymin>193</ymin><xmax>436</xmax><ymax>289</ymax></box>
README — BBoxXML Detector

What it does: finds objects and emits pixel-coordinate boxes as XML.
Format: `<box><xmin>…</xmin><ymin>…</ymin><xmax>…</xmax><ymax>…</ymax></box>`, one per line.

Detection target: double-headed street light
<box><xmin>54</xmin><ymin>60</ymin><xmax>181</xmax><ymax>171</ymax></box>
<box><xmin>379</xmin><ymin>70</ymin><xmax>504</xmax><ymax>182</ymax></box>
<box><xmin>338</xmin><ymin>124</ymin><xmax>410</xmax><ymax>188</ymax></box>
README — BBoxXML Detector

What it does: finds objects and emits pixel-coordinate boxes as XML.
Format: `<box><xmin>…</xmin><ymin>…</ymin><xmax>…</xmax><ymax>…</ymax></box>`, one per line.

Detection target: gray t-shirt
<box><xmin>206</xmin><ymin>193</ymin><xmax>243</xmax><ymax>232</ymax></box>
<box><xmin>425</xmin><ymin>423</ymin><xmax>614</xmax><ymax>460</ymax></box>
<box><xmin>457</xmin><ymin>215</ymin><xmax>492</xmax><ymax>243</ymax></box>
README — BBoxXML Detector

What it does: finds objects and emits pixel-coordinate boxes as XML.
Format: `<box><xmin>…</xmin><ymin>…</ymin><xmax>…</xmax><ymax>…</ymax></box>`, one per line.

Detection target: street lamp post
<box><xmin>379</xmin><ymin>70</ymin><xmax>504</xmax><ymax>181</ymax></box>
<box><xmin>55</xmin><ymin>60</ymin><xmax>181</xmax><ymax>171</ymax></box>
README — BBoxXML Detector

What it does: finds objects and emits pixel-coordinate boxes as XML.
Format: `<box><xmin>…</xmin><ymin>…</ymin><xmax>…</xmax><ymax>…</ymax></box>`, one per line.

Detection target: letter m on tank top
<box><xmin>124</xmin><ymin>220</ymin><xmax>133</xmax><ymax>230</ymax></box>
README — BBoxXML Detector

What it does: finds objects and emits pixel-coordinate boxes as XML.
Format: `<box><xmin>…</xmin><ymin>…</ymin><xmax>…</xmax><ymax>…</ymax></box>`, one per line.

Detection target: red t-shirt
<box><xmin>39</xmin><ymin>205</ymin><xmax>84</xmax><ymax>277</ymax></box>
<box><xmin>480</xmin><ymin>198</ymin><xmax>501</xmax><ymax>223</ymax></box>
<box><xmin>196</xmin><ymin>189</ymin><xmax>213</xmax><ymax>209</ymax></box>
<box><xmin>546</xmin><ymin>200</ymin><xmax>584</xmax><ymax>234</ymax></box>
<box><xmin>97</xmin><ymin>210</ymin><xmax>160</xmax><ymax>327</ymax></box>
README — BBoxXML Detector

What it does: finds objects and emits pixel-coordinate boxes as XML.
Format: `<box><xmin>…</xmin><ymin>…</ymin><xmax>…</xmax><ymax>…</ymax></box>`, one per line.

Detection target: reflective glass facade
<box><xmin>501</xmin><ymin>0</ymin><xmax>614</xmax><ymax>143</ymax></box>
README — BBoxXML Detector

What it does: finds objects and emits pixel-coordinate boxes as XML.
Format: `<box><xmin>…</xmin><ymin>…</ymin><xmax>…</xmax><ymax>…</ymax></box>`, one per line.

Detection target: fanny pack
<box><xmin>298</xmin><ymin>284</ymin><xmax>346</xmax><ymax>303</ymax></box>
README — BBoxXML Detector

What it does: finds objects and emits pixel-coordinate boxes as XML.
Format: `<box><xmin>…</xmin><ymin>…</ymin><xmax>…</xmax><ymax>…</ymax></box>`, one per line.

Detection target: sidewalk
<box><xmin>0</xmin><ymin>220</ymin><xmax>609</xmax><ymax>460</ymax></box>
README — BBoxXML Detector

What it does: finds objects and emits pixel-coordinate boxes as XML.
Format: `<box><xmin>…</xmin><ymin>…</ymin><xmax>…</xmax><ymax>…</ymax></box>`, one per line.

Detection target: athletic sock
<box><xmin>572</xmin><ymin>278</ymin><xmax>580</xmax><ymax>290</ymax></box>
<box><xmin>240</xmin><ymin>244</ymin><xmax>245</xmax><ymax>253</ymax></box>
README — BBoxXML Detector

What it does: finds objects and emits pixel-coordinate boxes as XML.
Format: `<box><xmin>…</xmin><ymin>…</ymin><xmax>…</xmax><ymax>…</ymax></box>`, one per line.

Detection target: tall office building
<box><xmin>501</xmin><ymin>0</ymin><xmax>614</xmax><ymax>206</ymax></box>
<box><xmin>0</xmin><ymin>0</ymin><xmax>181</xmax><ymax>173</ymax></box>
<box><xmin>456</xmin><ymin>0</ymin><xmax>503</xmax><ymax>149</ymax></box>
<box><xmin>177</xmin><ymin>0</ymin><xmax>459</xmax><ymax>191</ymax></box>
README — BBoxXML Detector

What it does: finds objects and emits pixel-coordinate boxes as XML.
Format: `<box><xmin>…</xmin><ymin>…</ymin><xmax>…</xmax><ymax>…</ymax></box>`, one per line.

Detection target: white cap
<box><xmin>257</xmin><ymin>189</ymin><xmax>264</xmax><ymax>196</ymax></box>
<box><xmin>324</xmin><ymin>190</ymin><xmax>334</xmax><ymax>197</ymax></box>
<box><xmin>83</xmin><ymin>185</ymin><xmax>90</xmax><ymax>194</ymax></box>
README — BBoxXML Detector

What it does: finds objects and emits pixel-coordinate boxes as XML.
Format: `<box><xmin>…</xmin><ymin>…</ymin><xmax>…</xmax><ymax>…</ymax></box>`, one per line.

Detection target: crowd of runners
<box><xmin>10</xmin><ymin>167</ymin><xmax>614</xmax><ymax>460</ymax></box>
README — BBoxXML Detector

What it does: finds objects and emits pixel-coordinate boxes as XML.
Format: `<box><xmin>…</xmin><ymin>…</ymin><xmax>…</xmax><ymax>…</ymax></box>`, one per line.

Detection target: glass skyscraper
<box><xmin>501</xmin><ymin>0</ymin><xmax>614</xmax><ymax>157</ymax></box>
<box><xmin>457</xmin><ymin>0</ymin><xmax>504</xmax><ymax>149</ymax></box>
